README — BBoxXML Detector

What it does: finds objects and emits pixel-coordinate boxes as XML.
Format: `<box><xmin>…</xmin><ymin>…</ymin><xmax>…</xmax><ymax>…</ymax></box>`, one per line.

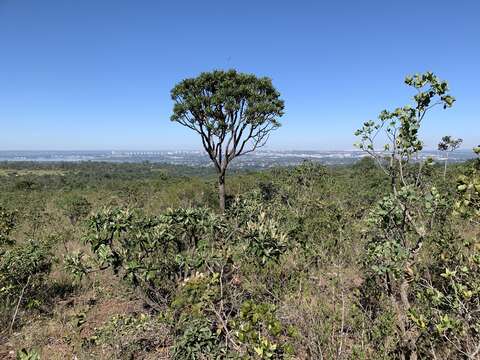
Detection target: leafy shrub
<box><xmin>405</xmin><ymin>147</ymin><xmax>480</xmax><ymax>358</ymax></box>
<box><xmin>283</xmin><ymin>160</ymin><xmax>326</xmax><ymax>190</ymax></box>
<box><xmin>0</xmin><ymin>239</ymin><xmax>53</xmax><ymax>299</ymax></box>
<box><xmin>455</xmin><ymin>147</ymin><xmax>480</xmax><ymax>221</ymax></box>
<box><xmin>0</xmin><ymin>206</ymin><xmax>16</xmax><ymax>246</ymax></box>
<box><xmin>171</xmin><ymin>273</ymin><xmax>295</xmax><ymax>359</ymax></box>
<box><xmin>160</xmin><ymin>207</ymin><xmax>228</xmax><ymax>249</ymax></box>
<box><xmin>14</xmin><ymin>179</ymin><xmax>37</xmax><ymax>191</ymax></box>
<box><xmin>85</xmin><ymin>313</ymin><xmax>169</xmax><ymax>358</ymax></box>
<box><xmin>228</xmin><ymin>190</ymin><xmax>266</xmax><ymax>226</ymax></box>
<box><xmin>167</xmin><ymin>268</ymin><xmax>229</xmax><ymax>358</ymax></box>
<box><xmin>57</xmin><ymin>193</ymin><xmax>91</xmax><ymax>225</ymax></box>
<box><xmin>231</xmin><ymin>300</ymin><xmax>294</xmax><ymax>359</ymax></box>
<box><xmin>243</xmin><ymin>213</ymin><xmax>287</xmax><ymax>265</ymax></box>
<box><xmin>16</xmin><ymin>348</ymin><xmax>40</xmax><ymax>360</ymax></box>
<box><xmin>0</xmin><ymin>238</ymin><xmax>53</xmax><ymax>330</ymax></box>
<box><xmin>411</xmin><ymin>246</ymin><xmax>480</xmax><ymax>358</ymax></box>
<box><xmin>81</xmin><ymin>207</ymin><xmax>181</xmax><ymax>305</ymax></box>
<box><xmin>79</xmin><ymin>207</ymin><xmax>227</xmax><ymax>306</ymax></box>
<box><xmin>63</xmin><ymin>251</ymin><xmax>92</xmax><ymax>282</ymax></box>
<box><xmin>172</xmin><ymin>317</ymin><xmax>227</xmax><ymax>360</ymax></box>
<box><xmin>172</xmin><ymin>271</ymin><xmax>221</xmax><ymax>318</ymax></box>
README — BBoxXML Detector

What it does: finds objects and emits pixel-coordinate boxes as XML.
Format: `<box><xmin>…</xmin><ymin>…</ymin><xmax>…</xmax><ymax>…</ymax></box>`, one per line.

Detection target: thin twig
<box><xmin>338</xmin><ymin>291</ymin><xmax>345</xmax><ymax>359</ymax></box>
<box><xmin>10</xmin><ymin>275</ymin><xmax>31</xmax><ymax>333</ymax></box>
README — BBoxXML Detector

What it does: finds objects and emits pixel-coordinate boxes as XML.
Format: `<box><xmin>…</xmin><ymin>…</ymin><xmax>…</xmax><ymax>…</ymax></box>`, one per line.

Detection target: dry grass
<box><xmin>0</xmin><ymin>270</ymin><xmax>158</xmax><ymax>359</ymax></box>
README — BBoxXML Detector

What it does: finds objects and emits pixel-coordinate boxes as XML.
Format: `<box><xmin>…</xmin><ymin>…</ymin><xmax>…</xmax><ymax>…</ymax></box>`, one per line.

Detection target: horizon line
<box><xmin>0</xmin><ymin>148</ymin><xmax>476</xmax><ymax>153</ymax></box>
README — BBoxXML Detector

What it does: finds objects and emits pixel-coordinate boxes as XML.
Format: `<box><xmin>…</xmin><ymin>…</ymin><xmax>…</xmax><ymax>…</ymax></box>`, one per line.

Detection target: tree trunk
<box><xmin>218</xmin><ymin>171</ymin><xmax>226</xmax><ymax>213</ymax></box>
<box><xmin>388</xmin><ymin>271</ymin><xmax>418</xmax><ymax>360</ymax></box>
<box><xmin>443</xmin><ymin>153</ymin><xmax>449</xmax><ymax>180</ymax></box>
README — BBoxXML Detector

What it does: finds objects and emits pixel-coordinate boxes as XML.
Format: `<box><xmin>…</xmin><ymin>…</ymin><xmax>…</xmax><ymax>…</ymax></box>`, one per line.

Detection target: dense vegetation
<box><xmin>0</xmin><ymin>72</ymin><xmax>478</xmax><ymax>359</ymax></box>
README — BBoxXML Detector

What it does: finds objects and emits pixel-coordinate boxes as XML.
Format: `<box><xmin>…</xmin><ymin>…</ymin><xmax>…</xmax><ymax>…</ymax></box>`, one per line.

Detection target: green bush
<box><xmin>173</xmin><ymin>317</ymin><xmax>227</xmax><ymax>360</ymax></box>
<box><xmin>79</xmin><ymin>207</ymin><xmax>228</xmax><ymax>306</ymax></box>
<box><xmin>0</xmin><ymin>239</ymin><xmax>53</xmax><ymax>299</ymax></box>
<box><xmin>0</xmin><ymin>206</ymin><xmax>16</xmax><ymax>246</ymax></box>
<box><xmin>231</xmin><ymin>300</ymin><xmax>295</xmax><ymax>359</ymax></box>
<box><xmin>16</xmin><ymin>348</ymin><xmax>40</xmax><ymax>360</ymax></box>
<box><xmin>455</xmin><ymin>147</ymin><xmax>480</xmax><ymax>221</ymax></box>
<box><xmin>0</xmin><ymin>238</ymin><xmax>53</xmax><ymax>330</ymax></box>
<box><xmin>84</xmin><ymin>313</ymin><xmax>168</xmax><ymax>358</ymax></box>
<box><xmin>57</xmin><ymin>193</ymin><xmax>91</xmax><ymax>225</ymax></box>
<box><xmin>243</xmin><ymin>212</ymin><xmax>287</xmax><ymax>265</ymax></box>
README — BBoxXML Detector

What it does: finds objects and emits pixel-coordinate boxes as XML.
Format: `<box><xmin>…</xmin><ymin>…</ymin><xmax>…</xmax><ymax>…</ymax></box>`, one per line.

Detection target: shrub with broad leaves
<box><xmin>76</xmin><ymin>207</ymin><xmax>227</xmax><ymax>306</ymax></box>
<box><xmin>243</xmin><ymin>212</ymin><xmax>288</xmax><ymax>265</ymax></box>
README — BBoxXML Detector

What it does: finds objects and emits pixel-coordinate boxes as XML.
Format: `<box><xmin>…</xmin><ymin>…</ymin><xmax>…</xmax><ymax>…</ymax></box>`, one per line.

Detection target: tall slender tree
<box><xmin>355</xmin><ymin>72</ymin><xmax>456</xmax><ymax>360</ymax></box>
<box><xmin>170</xmin><ymin>70</ymin><xmax>284</xmax><ymax>212</ymax></box>
<box><xmin>438</xmin><ymin>135</ymin><xmax>463</xmax><ymax>179</ymax></box>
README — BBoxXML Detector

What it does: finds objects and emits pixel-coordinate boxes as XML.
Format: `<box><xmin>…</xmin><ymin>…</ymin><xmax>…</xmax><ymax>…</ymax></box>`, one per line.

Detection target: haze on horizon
<box><xmin>1</xmin><ymin>0</ymin><xmax>479</xmax><ymax>151</ymax></box>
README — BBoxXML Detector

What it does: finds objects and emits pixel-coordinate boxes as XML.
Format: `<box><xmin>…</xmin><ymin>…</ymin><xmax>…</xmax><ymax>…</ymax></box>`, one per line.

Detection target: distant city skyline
<box><xmin>1</xmin><ymin>0</ymin><xmax>479</xmax><ymax>150</ymax></box>
<box><xmin>0</xmin><ymin>149</ymin><xmax>474</xmax><ymax>168</ymax></box>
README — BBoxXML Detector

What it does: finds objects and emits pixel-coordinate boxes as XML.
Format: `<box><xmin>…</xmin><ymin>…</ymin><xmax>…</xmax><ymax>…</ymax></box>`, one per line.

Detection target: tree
<box><xmin>170</xmin><ymin>70</ymin><xmax>284</xmax><ymax>212</ymax></box>
<box><xmin>355</xmin><ymin>72</ymin><xmax>456</xmax><ymax>359</ymax></box>
<box><xmin>438</xmin><ymin>135</ymin><xmax>463</xmax><ymax>179</ymax></box>
<box><xmin>57</xmin><ymin>194</ymin><xmax>91</xmax><ymax>225</ymax></box>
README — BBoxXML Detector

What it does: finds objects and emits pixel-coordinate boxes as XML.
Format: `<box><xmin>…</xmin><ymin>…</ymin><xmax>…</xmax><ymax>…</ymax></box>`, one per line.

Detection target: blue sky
<box><xmin>0</xmin><ymin>0</ymin><xmax>478</xmax><ymax>150</ymax></box>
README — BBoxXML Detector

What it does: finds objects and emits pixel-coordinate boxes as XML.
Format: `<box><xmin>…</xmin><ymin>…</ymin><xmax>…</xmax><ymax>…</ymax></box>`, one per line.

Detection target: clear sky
<box><xmin>0</xmin><ymin>0</ymin><xmax>478</xmax><ymax>151</ymax></box>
